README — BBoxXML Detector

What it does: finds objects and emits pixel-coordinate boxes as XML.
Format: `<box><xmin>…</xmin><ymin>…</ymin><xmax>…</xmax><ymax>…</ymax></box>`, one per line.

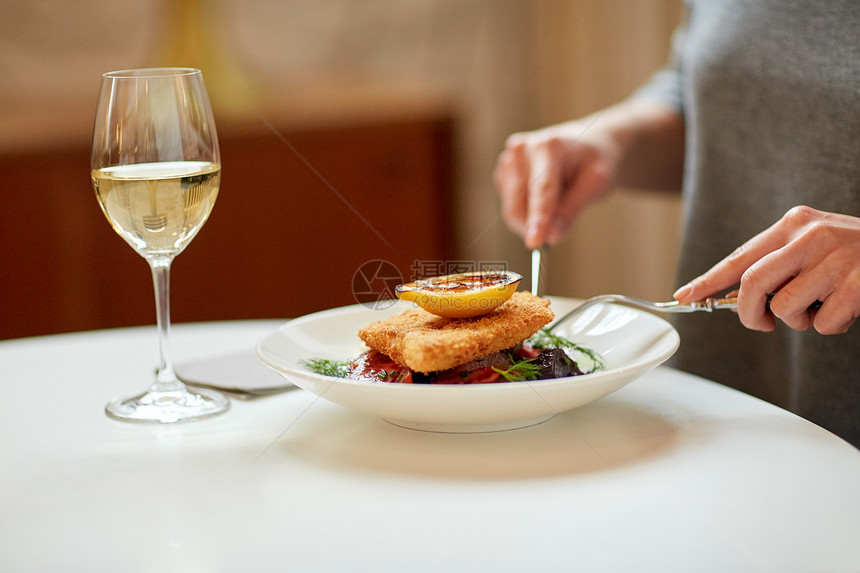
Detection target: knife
<box><xmin>531</xmin><ymin>248</ymin><xmax>542</xmax><ymax>295</ymax></box>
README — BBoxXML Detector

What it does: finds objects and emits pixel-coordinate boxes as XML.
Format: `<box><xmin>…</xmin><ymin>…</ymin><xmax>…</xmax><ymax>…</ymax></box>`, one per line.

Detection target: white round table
<box><xmin>1</xmin><ymin>321</ymin><xmax>858</xmax><ymax>572</ymax></box>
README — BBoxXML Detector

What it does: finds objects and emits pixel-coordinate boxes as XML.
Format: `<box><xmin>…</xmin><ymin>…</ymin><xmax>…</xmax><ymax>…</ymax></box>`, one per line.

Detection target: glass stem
<box><xmin>149</xmin><ymin>256</ymin><xmax>183</xmax><ymax>394</ymax></box>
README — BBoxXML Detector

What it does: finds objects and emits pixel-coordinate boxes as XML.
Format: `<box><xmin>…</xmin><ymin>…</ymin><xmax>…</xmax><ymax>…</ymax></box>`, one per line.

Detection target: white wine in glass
<box><xmin>91</xmin><ymin>68</ymin><xmax>229</xmax><ymax>423</ymax></box>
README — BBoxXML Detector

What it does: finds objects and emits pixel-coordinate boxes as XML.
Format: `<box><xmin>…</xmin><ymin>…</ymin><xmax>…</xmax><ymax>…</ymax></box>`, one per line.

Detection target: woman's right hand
<box><xmin>493</xmin><ymin>100</ymin><xmax>685</xmax><ymax>250</ymax></box>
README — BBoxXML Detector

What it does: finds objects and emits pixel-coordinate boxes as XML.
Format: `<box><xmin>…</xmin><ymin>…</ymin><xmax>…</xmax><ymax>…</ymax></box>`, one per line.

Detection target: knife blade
<box><xmin>531</xmin><ymin>248</ymin><xmax>542</xmax><ymax>295</ymax></box>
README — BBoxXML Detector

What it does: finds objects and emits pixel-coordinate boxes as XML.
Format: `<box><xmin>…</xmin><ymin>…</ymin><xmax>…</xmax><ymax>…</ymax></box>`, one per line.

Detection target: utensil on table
<box><xmin>181</xmin><ymin>379</ymin><xmax>297</xmax><ymax>399</ymax></box>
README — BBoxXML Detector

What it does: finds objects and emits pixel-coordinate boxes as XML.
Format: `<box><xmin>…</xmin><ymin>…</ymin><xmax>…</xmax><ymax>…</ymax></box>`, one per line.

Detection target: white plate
<box><xmin>256</xmin><ymin>296</ymin><xmax>679</xmax><ymax>433</ymax></box>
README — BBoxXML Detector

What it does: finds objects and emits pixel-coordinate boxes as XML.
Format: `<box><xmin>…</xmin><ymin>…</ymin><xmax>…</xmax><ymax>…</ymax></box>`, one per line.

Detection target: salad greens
<box><xmin>527</xmin><ymin>328</ymin><xmax>606</xmax><ymax>373</ymax></box>
<box><xmin>299</xmin><ymin>358</ymin><xmax>351</xmax><ymax>378</ymax></box>
<box><xmin>491</xmin><ymin>356</ymin><xmax>542</xmax><ymax>382</ymax></box>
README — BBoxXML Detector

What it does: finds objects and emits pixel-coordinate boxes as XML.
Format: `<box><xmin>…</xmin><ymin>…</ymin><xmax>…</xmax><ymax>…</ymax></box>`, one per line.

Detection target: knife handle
<box><xmin>711</xmin><ymin>293</ymin><xmax>823</xmax><ymax>311</ymax></box>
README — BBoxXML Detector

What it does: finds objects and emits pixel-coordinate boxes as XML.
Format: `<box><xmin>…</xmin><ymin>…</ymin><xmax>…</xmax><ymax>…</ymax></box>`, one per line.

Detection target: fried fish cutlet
<box><xmin>358</xmin><ymin>291</ymin><xmax>554</xmax><ymax>373</ymax></box>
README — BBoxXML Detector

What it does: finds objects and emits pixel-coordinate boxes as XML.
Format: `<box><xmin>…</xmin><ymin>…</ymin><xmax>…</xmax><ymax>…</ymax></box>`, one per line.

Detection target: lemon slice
<box><xmin>395</xmin><ymin>271</ymin><xmax>523</xmax><ymax>318</ymax></box>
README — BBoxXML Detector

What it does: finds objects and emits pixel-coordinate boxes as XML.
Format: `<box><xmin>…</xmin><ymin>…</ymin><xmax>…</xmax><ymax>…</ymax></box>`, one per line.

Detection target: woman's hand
<box><xmin>493</xmin><ymin>116</ymin><xmax>619</xmax><ymax>250</ymax></box>
<box><xmin>493</xmin><ymin>99</ymin><xmax>685</xmax><ymax>250</ymax></box>
<box><xmin>673</xmin><ymin>206</ymin><xmax>860</xmax><ymax>334</ymax></box>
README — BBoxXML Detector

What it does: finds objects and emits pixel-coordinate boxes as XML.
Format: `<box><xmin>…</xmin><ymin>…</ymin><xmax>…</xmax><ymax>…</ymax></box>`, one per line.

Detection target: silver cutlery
<box><xmin>549</xmin><ymin>292</ymin><xmax>821</xmax><ymax>332</ymax></box>
<box><xmin>180</xmin><ymin>377</ymin><xmax>298</xmax><ymax>399</ymax></box>
<box><xmin>531</xmin><ymin>248</ymin><xmax>542</xmax><ymax>295</ymax></box>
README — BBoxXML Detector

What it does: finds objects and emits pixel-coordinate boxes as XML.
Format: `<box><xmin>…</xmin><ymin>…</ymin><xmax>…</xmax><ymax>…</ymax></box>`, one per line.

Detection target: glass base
<box><xmin>105</xmin><ymin>385</ymin><xmax>230</xmax><ymax>424</ymax></box>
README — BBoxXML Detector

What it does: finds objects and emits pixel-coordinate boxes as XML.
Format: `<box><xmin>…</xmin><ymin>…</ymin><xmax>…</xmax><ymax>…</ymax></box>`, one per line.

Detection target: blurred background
<box><xmin>0</xmin><ymin>0</ymin><xmax>682</xmax><ymax>340</ymax></box>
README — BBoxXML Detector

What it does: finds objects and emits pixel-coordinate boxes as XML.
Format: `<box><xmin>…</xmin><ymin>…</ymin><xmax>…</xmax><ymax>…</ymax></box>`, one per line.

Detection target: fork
<box><xmin>548</xmin><ymin>292</ymin><xmax>821</xmax><ymax>332</ymax></box>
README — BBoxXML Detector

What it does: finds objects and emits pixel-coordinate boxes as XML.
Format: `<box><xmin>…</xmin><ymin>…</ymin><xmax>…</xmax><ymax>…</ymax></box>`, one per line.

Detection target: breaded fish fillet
<box><xmin>358</xmin><ymin>291</ymin><xmax>554</xmax><ymax>373</ymax></box>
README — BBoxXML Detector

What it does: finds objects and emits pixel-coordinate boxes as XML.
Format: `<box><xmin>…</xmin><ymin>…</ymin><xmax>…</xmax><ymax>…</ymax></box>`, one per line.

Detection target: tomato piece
<box><xmin>459</xmin><ymin>367</ymin><xmax>503</xmax><ymax>384</ymax></box>
<box><xmin>431</xmin><ymin>366</ymin><xmax>502</xmax><ymax>384</ymax></box>
<box><xmin>518</xmin><ymin>344</ymin><xmax>542</xmax><ymax>359</ymax></box>
<box><xmin>349</xmin><ymin>350</ymin><xmax>515</xmax><ymax>385</ymax></box>
<box><xmin>349</xmin><ymin>350</ymin><xmax>412</xmax><ymax>383</ymax></box>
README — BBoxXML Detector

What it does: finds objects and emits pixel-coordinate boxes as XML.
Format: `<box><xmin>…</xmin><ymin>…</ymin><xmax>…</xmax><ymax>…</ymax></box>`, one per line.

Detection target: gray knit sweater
<box><xmin>636</xmin><ymin>0</ymin><xmax>860</xmax><ymax>446</ymax></box>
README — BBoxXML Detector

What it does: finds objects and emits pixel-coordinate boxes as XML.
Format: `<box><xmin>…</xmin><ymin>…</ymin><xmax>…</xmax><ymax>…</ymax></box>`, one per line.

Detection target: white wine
<box><xmin>92</xmin><ymin>69</ymin><xmax>231</xmax><ymax>424</ymax></box>
<box><xmin>92</xmin><ymin>161</ymin><xmax>220</xmax><ymax>258</ymax></box>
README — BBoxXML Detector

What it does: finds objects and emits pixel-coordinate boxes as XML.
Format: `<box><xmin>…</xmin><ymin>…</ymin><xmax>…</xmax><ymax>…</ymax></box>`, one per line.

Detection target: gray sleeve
<box><xmin>632</xmin><ymin>5</ymin><xmax>689</xmax><ymax>114</ymax></box>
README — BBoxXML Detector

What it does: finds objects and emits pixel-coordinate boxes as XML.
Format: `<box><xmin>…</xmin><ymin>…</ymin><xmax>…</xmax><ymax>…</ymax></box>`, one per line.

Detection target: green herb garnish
<box><xmin>376</xmin><ymin>369</ymin><xmax>404</xmax><ymax>382</ymax></box>
<box><xmin>527</xmin><ymin>328</ymin><xmax>606</xmax><ymax>372</ymax></box>
<box><xmin>491</xmin><ymin>356</ymin><xmax>542</xmax><ymax>382</ymax></box>
<box><xmin>300</xmin><ymin>358</ymin><xmax>351</xmax><ymax>378</ymax></box>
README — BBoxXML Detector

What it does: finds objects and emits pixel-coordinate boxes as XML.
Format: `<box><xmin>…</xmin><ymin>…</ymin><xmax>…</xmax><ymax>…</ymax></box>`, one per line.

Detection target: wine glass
<box><xmin>91</xmin><ymin>68</ymin><xmax>229</xmax><ymax>423</ymax></box>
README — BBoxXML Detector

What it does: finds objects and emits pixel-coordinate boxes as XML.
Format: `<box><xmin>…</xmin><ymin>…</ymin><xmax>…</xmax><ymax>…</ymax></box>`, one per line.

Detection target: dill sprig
<box><xmin>492</xmin><ymin>356</ymin><xmax>542</xmax><ymax>382</ymax></box>
<box><xmin>376</xmin><ymin>369</ymin><xmax>407</xmax><ymax>382</ymax></box>
<box><xmin>527</xmin><ymin>329</ymin><xmax>606</xmax><ymax>372</ymax></box>
<box><xmin>300</xmin><ymin>358</ymin><xmax>351</xmax><ymax>378</ymax></box>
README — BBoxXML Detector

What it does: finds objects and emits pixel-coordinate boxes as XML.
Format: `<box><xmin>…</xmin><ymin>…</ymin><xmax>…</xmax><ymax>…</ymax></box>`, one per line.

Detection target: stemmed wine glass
<box><xmin>91</xmin><ymin>68</ymin><xmax>229</xmax><ymax>423</ymax></box>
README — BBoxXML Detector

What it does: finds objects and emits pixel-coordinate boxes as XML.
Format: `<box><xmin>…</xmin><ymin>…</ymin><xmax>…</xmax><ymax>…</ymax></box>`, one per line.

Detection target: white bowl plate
<box><xmin>256</xmin><ymin>297</ymin><xmax>679</xmax><ymax>433</ymax></box>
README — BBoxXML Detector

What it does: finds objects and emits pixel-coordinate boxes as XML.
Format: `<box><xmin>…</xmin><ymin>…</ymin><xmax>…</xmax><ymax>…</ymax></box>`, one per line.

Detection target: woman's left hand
<box><xmin>673</xmin><ymin>206</ymin><xmax>860</xmax><ymax>334</ymax></box>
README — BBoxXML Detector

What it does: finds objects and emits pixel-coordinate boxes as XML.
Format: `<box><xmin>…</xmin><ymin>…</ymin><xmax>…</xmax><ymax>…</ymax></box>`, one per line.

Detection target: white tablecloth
<box><xmin>1</xmin><ymin>320</ymin><xmax>858</xmax><ymax>572</ymax></box>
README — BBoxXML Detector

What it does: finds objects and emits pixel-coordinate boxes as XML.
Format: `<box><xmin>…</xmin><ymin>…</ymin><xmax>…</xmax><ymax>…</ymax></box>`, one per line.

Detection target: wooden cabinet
<box><xmin>0</xmin><ymin>111</ymin><xmax>455</xmax><ymax>340</ymax></box>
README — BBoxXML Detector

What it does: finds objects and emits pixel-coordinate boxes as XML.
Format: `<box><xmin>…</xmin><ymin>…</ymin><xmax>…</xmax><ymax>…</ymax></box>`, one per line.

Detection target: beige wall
<box><xmin>1</xmin><ymin>0</ymin><xmax>683</xmax><ymax>302</ymax></box>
